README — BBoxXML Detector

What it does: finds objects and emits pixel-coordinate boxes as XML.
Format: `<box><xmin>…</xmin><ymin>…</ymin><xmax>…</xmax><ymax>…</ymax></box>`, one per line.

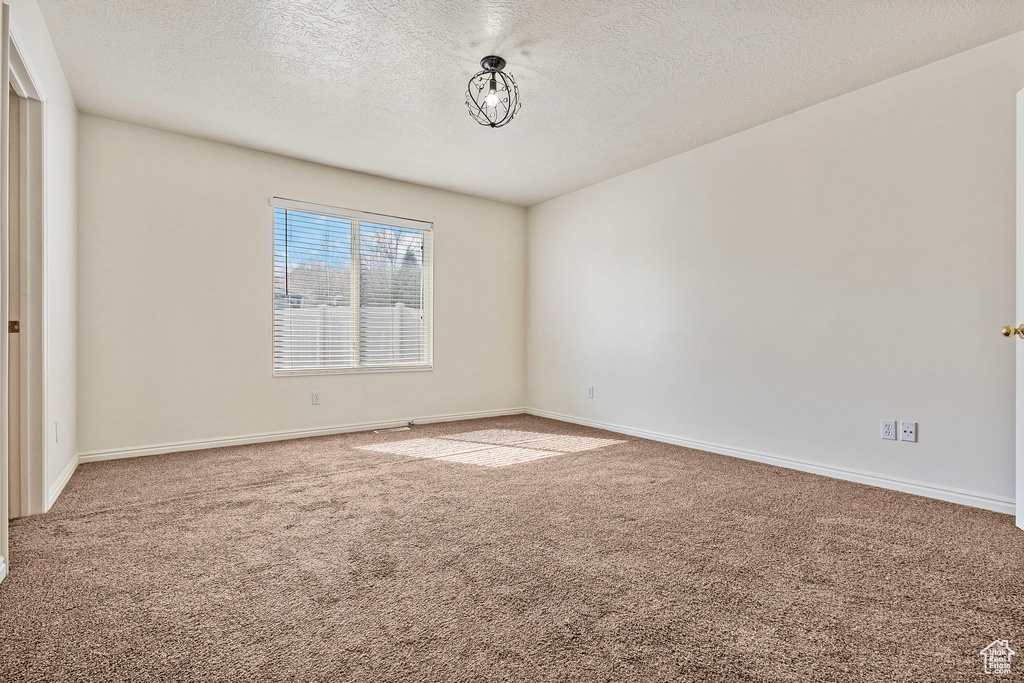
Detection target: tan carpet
<box><xmin>0</xmin><ymin>414</ymin><xmax>1021</xmax><ymax>682</ymax></box>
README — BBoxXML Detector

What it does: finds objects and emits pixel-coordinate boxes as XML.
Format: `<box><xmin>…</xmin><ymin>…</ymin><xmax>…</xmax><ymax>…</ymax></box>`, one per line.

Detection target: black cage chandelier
<box><xmin>466</xmin><ymin>56</ymin><xmax>521</xmax><ymax>128</ymax></box>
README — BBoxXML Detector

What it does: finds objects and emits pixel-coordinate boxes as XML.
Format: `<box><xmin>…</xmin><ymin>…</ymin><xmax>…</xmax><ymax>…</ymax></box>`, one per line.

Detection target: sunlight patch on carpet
<box><xmin>357</xmin><ymin>438</ymin><xmax>491</xmax><ymax>459</ymax></box>
<box><xmin>521</xmin><ymin>435</ymin><xmax>626</xmax><ymax>452</ymax></box>
<box><xmin>441</xmin><ymin>429</ymin><xmax>553</xmax><ymax>445</ymax></box>
<box><xmin>437</xmin><ymin>446</ymin><xmax>560</xmax><ymax>467</ymax></box>
<box><xmin>357</xmin><ymin>429</ymin><xmax>627</xmax><ymax>467</ymax></box>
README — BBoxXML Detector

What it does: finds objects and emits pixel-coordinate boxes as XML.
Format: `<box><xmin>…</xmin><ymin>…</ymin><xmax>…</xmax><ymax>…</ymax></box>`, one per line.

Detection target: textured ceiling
<box><xmin>37</xmin><ymin>0</ymin><xmax>1024</xmax><ymax>206</ymax></box>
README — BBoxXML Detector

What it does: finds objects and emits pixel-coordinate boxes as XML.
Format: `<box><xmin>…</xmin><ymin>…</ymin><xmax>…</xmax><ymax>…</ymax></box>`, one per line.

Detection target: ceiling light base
<box><xmin>480</xmin><ymin>55</ymin><xmax>506</xmax><ymax>72</ymax></box>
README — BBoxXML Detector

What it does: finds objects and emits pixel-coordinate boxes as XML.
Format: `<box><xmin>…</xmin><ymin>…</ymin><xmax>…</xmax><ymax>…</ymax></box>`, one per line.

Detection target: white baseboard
<box><xmin>78</xmin><ymin>407</ymin><xmax>528</xmax><ymax>464</ymax></box>
<box><xmin>526</xmin><ymin>408</ymin><xmax>1016</xmax><ymax>516</ymax></box>
<box><xmin>46</xmin><ymin>454</ymin><xmax>80</xmax><ymax>509</ymax></box>
<box><xmin>0</xmin><ymin>556</ymin><xmax>7</xmax><ymax>585</ymax></box>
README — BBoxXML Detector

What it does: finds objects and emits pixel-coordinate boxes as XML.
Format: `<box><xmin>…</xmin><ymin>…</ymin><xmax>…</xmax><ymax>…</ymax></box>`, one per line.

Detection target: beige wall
<box><xmin>77</xmin><ymin>116</ymin><xmax>526</xmax><ymax>456</ymax></box>
<box><xmin>9</xmin><ymin>0</ymin><xmax>78</xmax><ymax>508</ymax></box>
<box><xmin>527</xmin><ymin>32</ymin><xmax>1024</xmax><ymax>510</ymax></box>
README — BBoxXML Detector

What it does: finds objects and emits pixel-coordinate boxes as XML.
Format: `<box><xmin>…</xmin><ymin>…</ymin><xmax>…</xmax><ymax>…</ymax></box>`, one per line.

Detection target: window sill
<box><xmin>273</xmin><ymin>365</ymin><xmax>433</xmax><ymax>377</ymax></box>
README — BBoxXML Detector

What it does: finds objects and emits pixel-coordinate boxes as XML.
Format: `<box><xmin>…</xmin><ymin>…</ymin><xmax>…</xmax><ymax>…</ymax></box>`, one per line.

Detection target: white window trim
<box><xmin>270</xmin><ymin>197</ymin><xmax>434</xmax><ymax>377</ymax></box>
<box><xmin>270</xmin><ymin>197</ymin><xmax>432</xmax><ymax>232</ymax></box>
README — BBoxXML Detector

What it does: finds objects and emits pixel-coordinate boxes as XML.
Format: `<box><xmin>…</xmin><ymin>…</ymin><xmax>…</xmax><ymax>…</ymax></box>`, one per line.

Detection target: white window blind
<box><xmin>272</xmin><ymin>198</ymin><xmax>433</xmax><ymax>375</ymax></box>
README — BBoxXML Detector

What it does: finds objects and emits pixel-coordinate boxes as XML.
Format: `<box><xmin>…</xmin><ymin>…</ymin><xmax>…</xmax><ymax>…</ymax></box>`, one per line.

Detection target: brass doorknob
<box><xmin>1002</xmin><ymin>325</ymin><xmax>1024</xmax><ymax>338</ymax></box>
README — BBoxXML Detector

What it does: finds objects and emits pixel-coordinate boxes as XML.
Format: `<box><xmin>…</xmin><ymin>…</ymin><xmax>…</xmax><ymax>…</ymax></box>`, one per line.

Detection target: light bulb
<box><xmin>483</xmin><ymin>76</ymin><xmax>499</xmax><ymax>108</ymax></box>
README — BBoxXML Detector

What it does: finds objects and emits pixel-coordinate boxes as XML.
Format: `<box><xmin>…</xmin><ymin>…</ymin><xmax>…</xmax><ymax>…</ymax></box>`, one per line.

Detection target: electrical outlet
<box><xmin>55</xmin><ymin>420</ymin><xmax>60</xmax><ymax>443</ymax></box>
<box><xmin>900</xmin><ymin>421</ymin><xmax>917</xmax><ymax>442</ymax></box>
<box><xmin>312</xmin><ymin>392</ymin><xmax>321</xmax><ymax>406</ymax></box>
<box><xmin>880</xmin><ymin>420</ymin><xmax>896</xmax><ymax>440</ymax></box>
<box><xmin>587</xmin><ymin>386</ymin><xmax>594</xmax><ymax>399</ymax></box>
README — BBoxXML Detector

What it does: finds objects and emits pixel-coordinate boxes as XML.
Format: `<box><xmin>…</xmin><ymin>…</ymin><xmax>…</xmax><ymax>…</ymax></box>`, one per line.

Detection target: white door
<box><xmin>0</xmin><ymin>1</ymin><xmax>11</xmax><ymax>579</ymax></box>
<box><xmin>1017</xmin><ymin>88</ymin><xmax>1024</xmax><ymax>531</ymax></box>
<box><xmin>7</xmin><ymin>83</ymin><xmax>19</xmax><ymax>520</ymax></box>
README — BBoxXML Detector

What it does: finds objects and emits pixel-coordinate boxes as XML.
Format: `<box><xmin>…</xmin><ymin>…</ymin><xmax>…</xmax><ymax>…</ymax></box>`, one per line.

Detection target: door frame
<box><xmin>8</xmin><ymin>30</ymin><xmax>45</xmax><ymax>519</ymax></box>
<box><xmin>1</xmin><ymin>11</ymin><xmax>46</xmax><ymax>581</ymax></box>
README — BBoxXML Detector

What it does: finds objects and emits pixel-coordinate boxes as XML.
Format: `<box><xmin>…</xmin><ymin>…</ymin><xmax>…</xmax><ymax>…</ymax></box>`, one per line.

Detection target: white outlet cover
<box><xmin>881</xmin><ymin>420</ymin><xmax>896</xmax><ymax>440</ymax></box>
<box><xmin>312</xmin><ymin>392</ymin><xmax>321</xmax><ymax>406</ymax></box>
<box><xmin>587</xmin><ymin>386</ymin><xmax>594</xmax><ymax>398</ymax></box>
<box><xmin>900</xmin><ymin>421</ymin><xmax>917</xmax><ymax>442</ymax></box>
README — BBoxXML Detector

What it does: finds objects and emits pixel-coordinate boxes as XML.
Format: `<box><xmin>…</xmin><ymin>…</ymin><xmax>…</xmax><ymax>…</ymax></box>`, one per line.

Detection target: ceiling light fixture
<box><xmin>466</xmin><ymin>56</ymin><xmax>521</xmax><ymax>128</ymax></box>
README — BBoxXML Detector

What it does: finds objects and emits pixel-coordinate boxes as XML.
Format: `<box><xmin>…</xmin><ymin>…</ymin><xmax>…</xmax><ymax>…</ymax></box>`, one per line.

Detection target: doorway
<box><xmin>1</xmin><ymin>25</ymin><xmax>46</xmax><ymax>578</ymax></box>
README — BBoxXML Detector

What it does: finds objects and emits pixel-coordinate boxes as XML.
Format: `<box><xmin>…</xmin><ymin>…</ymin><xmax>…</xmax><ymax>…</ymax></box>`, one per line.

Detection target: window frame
<box><xmin>270</xmin><ymin>196</ymin><xmax>434</xmax><ymax>377</ymax></box>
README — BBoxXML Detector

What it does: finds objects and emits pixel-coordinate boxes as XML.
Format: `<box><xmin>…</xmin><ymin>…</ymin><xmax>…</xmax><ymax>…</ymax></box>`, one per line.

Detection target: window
<box><xmin>272</xmin><ymin>197</ymin><xmax>433</xmax><ymax>375</ymax></box>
